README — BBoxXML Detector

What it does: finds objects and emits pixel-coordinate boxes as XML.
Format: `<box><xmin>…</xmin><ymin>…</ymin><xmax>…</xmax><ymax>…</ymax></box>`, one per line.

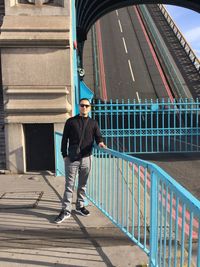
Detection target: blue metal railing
<box><xmin>55</xmin><ymin>133</ymin><xmax>200</xmax><ymax>267</ymax></box>
<box><xmin>72</xmin><ymin>1</ymin><xmax>94</xmax><ymax>114</ymax></box>
<box><xmin>88</xmin><ymin>146</ymin><xmax>200</xmax><ymax>267</ymax></box>
<box><xmin>72</xmin><ymin>0</ymin><xmax>79</xmax><ymax>115</ymax></box>
<box><xmin>55</xmin><ymin>132</ymin><xmax>65</xmax><ymax>176</ymax></box>
<box><xmin>92</xmin><ymin>98</ymin><xmax>200</xmax><ymax>154</ymax></box>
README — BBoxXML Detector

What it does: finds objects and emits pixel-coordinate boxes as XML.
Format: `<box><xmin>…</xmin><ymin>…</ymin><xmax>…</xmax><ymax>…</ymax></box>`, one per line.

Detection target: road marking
<box><xmin>136</xmin><ymin>91</ymin><xmax>140</xmax><ymax>102</ymax></box>
<box><xmin>136</xmin><ymin>92</ymin><xmax>143</xmax><ymax>119</ymax></box>
<box><xmin>118</xmin><ymin>19</ymin><xmax>123</xmax><ymax>33</ymax></box>
<box><xmin>116</xmin><ymin>10</ymin><xmax>119</xmax><ymax>16</ymax></box>
<box><xmin>128</xmin><ymin>60</ymin><xmax>135</xmax><ymax>82</ymax></box>
<box><xmin>122</xmin><ymin>37</ymin><xmax>128</xmax><ymax>53</ymax></box>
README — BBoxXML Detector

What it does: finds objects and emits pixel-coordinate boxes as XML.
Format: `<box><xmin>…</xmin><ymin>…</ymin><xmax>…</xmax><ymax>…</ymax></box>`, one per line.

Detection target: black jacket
<box><xmin>61</xmin><ymin>115</ymin><xmax>103</xmax><ymax>158</ymax></box>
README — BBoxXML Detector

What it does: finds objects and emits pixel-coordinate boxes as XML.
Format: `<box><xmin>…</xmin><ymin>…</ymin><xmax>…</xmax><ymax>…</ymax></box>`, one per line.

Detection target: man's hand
<box><xmin>98</xmin><ymin>142</ymin><xmax>107</xmax><ymax>149</ymax></box>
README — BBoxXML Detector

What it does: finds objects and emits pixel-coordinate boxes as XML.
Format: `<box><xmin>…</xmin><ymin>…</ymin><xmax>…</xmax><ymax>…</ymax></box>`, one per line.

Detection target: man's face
<box><xmin>79</xmin><ymin>100</ymin><xmax>91</xmax><ymax>116</ymax></box>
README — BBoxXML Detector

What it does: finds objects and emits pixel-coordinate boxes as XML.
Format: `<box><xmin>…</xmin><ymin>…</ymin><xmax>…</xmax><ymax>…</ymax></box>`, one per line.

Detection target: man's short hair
<box><xmin>79</xmin><ymin>98</ymin><xmax>91</xmax><ymax>104</ymax></box>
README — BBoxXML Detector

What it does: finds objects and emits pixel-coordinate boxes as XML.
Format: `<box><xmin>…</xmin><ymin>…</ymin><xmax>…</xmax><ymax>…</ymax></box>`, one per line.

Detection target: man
<box><xmin>54</xmin><ymin>98</ymin><xmax>106</xmax><ymax>223</ymax></box>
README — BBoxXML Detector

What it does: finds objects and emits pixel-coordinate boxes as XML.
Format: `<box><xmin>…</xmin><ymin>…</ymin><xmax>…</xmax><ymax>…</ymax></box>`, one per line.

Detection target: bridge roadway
<box><xmin>98</xmin><ymin>6</ymin><xmax>169</xmax><ymax>100</ymax></box>
<box><xmin>92</xmin><ymin>6</ymin><xmax>200</xmax><ymax>199</ymax></box>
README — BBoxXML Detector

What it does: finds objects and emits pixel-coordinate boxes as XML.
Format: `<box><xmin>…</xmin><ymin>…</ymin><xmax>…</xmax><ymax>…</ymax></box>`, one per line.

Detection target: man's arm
<box><xmin>61</xmin><ymin>120</ymin><xmax>70</xmax><ymax>158</ymax></box>
<box><xmin>94</xmin><ymin>121</ymin><xmax>107</xmax><ymax>148</ymax></box>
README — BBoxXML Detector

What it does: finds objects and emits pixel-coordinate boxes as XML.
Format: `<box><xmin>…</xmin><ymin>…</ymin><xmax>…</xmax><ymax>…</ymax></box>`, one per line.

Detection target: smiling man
<box><xmin>54</xmin><ymin>98</ymin><xmax>106</xmax><ymax>223</ymax></box>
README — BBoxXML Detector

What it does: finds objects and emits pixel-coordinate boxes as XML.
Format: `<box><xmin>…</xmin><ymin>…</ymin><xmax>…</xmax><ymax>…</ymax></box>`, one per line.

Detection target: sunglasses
<box><xmin>80</xmin><ymin>104</ymin><xmax>90</xmax><ymax>108</ymax></box>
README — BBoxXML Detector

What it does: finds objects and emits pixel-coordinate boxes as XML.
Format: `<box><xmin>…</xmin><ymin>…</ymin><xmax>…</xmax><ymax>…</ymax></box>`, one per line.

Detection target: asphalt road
<box><xmin>138</xmin><ymin>153</ymin><xmax>200</xmax><ymax>200</ymax></box>
<box><xmin>99</xmin><ymin>7</ymin><xmax>170</xmax><ymax>100</ymax></box>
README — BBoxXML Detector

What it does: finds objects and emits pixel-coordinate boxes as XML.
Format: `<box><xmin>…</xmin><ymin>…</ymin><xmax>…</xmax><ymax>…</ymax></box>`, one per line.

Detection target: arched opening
<box><xmin>76</xmin><ymin>1</ymin><xmax>200</xmax><ymax>67</ymax></box>
<box><xmin>76</xmin><ymin>0</ymin><xmax>200</xmax><ymax>43</ymax></box>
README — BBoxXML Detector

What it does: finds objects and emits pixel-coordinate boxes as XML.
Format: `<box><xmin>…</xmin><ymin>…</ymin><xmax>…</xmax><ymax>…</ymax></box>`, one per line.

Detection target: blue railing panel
<box><xmin>92</xmin><ymin>98</ymin><xmax>200</xmax><ymax>154</ymax></box>
<box><xmin>54</xmin><ymin>132</ymin><xmax>64</xmax><ymax>176</ymax></box>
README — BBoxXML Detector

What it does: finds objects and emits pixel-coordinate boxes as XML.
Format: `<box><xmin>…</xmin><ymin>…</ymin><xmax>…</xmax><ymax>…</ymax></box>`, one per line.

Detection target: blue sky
<box><xmin>165</xmin><ymin>5</ymin><xmax>200</xmax><ymax>58</ymax></box>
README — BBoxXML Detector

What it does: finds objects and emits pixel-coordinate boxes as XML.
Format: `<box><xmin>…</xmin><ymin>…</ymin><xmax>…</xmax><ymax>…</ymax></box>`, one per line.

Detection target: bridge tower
<box><xmin>0</xmin><ymin>0</ymin><xmax>72</xmax><ymax>173</ymax></box>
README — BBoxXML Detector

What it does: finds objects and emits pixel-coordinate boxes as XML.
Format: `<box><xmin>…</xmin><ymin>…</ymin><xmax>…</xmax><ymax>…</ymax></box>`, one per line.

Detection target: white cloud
<box><xmin>184</xmin><ymin>27</ymin><xmax>200</xmax><ymax>43</ymax></box>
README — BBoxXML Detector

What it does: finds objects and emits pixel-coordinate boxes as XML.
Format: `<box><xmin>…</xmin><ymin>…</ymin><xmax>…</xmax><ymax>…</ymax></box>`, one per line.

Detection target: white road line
<box><xmin>136</xmin><ymin>91</ymin><xmax>141</xmax><ymax>102</ymax></box>
<box><xmin>128</xmin><ymin>60</ymin><xmax>135</xmax><ymax>82</ymax></box>
<box><xmin>136</xmin><ymin>91</ymin><xmax>144</xmax><ymax>119</ymax></box>
<box><xmin>122</xmin><ymin>37</ymin><xmax>128</xmax><ymax>53</ymax></box>
<box><xmin>116</xmin><ymin>10</ymin><xmax>119</xmax><ymax>16</ymax></box>
<box><xmin>118</xmin><ymin>19</ymin><xmax>123</xmax><ymax>33</ymax></box>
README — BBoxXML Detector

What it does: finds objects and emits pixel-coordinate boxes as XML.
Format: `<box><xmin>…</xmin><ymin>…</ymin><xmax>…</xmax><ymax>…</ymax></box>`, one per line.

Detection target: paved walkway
<box><xmin>0</xmin><ymin>173</ymin><xmax>148</xmax><ymax>267</ymax></box>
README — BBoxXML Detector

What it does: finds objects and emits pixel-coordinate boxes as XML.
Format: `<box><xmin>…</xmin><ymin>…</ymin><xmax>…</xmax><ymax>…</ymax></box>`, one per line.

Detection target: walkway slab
<box><xmin>0</xmin><ymin>174</ymin><xmax>148</xmax><ymax>267</ymax></box>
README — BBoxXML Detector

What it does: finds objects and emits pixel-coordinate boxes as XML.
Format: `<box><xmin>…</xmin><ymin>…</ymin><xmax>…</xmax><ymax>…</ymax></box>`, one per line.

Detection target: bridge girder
<box><xmin>76</xmin><ymin>0</ymin><xmax>200</xmax><ymax>43</ymax></box>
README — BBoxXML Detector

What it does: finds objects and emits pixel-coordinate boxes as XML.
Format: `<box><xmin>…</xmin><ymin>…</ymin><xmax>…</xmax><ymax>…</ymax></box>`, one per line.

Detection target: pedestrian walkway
<box><xmin>0</xmin><ymin>173</ymin><xmax>148</xmax><ymax>267</ymax></box>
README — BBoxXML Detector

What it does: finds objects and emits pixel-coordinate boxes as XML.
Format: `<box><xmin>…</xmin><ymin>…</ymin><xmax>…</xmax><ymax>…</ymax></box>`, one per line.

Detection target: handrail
<box><xmin>101</xmin><ymin>146</ymin><xmax>200</xmax><ymax>214</ymax></box>
<box><xmin>158</xmin><ymin>4</ymin><xmax>200</xmax><ymax>72</ymax></box>
<box><xmin>90</xmin><ymin>145</ymin><xmax>200</xmax><ymax>266</ymax></box>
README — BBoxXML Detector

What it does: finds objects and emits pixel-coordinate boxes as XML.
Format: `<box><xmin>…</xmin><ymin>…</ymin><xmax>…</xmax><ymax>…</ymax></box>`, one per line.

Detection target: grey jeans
<box><xmin>62</xmin><ymin>156</ymin><xmax>92</xmax><ymax>213</ymax></box>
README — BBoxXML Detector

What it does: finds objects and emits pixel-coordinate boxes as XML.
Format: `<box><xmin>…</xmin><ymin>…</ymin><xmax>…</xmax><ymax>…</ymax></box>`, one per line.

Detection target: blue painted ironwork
<box><xmin>89</xmin><ymin>147</ymin><xmax>200</xmax><ymax>267</ymax></box>
<box><xmin>55</xmin><ymin>133</ymin><xmax>200</xmax><ymax>266</ymax></box>
<box><xmin>80</xmin><ymin>81</ymin><xmax>94</xmax><ymax>101</ymax></box>
<box><xmin>72</xmin><ymin>0</ymin><xmax>79</xmax><ymax>114</ymax></box>
<box><xmin>54</xmin><ymin>132</ymin><xmax>64</xmax><ymax>176</ymax></box>
<box><xmin>92</xmin><ymin>98</ymin><xmax>200</xmax><ymax>153</ymax></box>
<box><xmin>72</xmin><ymin>1</ymin><xmax>94</xmax><ymax>115</ymax></box>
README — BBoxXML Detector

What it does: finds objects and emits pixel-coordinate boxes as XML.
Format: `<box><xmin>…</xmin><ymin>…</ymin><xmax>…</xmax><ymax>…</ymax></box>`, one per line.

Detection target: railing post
<box><xmin>55</xmin><ymin>132</ymin><xmax>59</xmax><ymax>177</ymax></box>
<box><xmin>149</xmin><ymin>170</ymin><xmax>158</xmax><ymax>267</ymax></box>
